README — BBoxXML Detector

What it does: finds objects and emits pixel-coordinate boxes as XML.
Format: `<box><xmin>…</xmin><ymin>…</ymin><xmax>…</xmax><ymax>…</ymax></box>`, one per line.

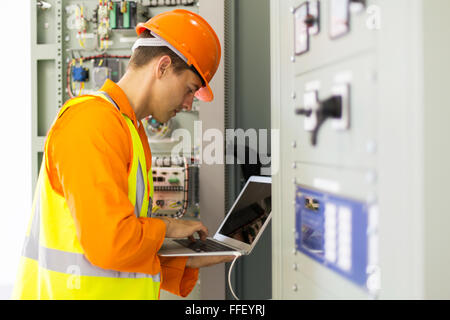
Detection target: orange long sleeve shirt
<box><xmin>46</xmin><ymin>79</ymin><xmax>198</xmax><ymax>297</ymax></box>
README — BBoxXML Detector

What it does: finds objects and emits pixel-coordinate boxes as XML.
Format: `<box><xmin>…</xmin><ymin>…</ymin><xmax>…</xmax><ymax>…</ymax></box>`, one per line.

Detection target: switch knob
<box><xmin>295</xmin><ymin>95</ymin><xmax>343</xmax><ymax>146</ymax></box>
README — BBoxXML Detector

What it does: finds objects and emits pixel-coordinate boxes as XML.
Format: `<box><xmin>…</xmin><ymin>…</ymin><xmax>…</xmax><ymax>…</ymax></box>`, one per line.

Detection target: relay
<box><xmin>72</xmin><ymin>66</ymin><xmax>89</xmax><ymax>82</ymax></box>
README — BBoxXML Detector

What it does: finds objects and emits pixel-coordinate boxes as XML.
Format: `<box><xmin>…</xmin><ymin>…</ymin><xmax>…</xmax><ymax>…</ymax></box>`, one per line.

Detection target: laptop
<box><xmin>158</xmin><ymin>176</ymin><xmax>272</xmax><ymax>257</ymax></box>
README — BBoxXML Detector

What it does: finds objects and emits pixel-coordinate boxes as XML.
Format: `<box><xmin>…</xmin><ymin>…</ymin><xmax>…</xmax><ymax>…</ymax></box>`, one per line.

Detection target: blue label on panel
<box><xmin>295</xmin><ymin>186</ymin><xmax>369</xmax><ymax>289</ymax></box>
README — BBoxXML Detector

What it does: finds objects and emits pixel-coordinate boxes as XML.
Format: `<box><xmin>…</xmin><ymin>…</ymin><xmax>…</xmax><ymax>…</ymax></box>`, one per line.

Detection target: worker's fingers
<box><xmin>195</xmin><ymin>224</ymin><xmax>208</xmax><ymax>241</ymax></box>
<box><xmin>161</xmin><ymin>218</ymin><xmax>209</xmax><ymax>239</ymax></box>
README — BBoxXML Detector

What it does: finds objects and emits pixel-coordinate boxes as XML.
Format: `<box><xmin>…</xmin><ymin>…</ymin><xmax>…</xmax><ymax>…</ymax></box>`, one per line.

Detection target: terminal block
<box><xmin>151</xmin><ymin>157</ymin><xmax>192</xmax><ymax>218</ymax></box>
<box><xmin>110</xmin><ymin>1</ymin><xmax>138</xmax><ymax>29</ymax></box>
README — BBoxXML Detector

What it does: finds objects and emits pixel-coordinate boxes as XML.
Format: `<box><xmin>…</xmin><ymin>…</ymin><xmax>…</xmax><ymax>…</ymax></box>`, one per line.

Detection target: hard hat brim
<box><xmin>195</xmin><ymin>81</ymin><xmax>214</xmax><ymax>102</ymax></box>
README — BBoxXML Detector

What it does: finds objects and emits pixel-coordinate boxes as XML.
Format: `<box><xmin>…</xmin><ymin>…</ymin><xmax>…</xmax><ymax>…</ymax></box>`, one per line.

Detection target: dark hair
<box><xmin>129</xmin><ymin>29</ymin><xmax>205</xmax><ymax>86</ymax></box>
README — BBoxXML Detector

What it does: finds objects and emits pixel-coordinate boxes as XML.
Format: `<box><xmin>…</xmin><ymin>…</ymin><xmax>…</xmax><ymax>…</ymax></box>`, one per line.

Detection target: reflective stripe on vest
<box><xmin>21</xmin><ymin>179</ymin><xmax>160</xmax><ymax>280</ymax></box>
<box><xmin>12</xmin><ymin>93</ymin><xmax>159</xmax><ymax>300</ymax></box>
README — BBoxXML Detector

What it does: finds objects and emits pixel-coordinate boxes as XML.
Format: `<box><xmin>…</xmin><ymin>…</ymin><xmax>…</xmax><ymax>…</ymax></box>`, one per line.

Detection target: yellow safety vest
<box><xmin>12</xmin><ymin>92</ymin><xmax>159</xmax><ymax>300</ymax></box>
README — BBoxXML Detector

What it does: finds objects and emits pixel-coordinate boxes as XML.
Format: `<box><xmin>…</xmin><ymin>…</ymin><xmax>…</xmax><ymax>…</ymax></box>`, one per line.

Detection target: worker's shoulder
<box><xmin>57</xmin><ymin>95</ymin><xmax>127</xmax><ymax>130</ymax></box>
<box><xmin>62</xmin><ymin>95</ymin><xmax>122</xmax><ymax>117</ymax></box>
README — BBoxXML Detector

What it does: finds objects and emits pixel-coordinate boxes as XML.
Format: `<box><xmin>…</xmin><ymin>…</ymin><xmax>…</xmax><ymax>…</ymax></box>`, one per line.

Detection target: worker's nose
<box><xmin>182</xmin><ymin>94</ymin><xmax>194</xmax><ymax>112</ymax></box>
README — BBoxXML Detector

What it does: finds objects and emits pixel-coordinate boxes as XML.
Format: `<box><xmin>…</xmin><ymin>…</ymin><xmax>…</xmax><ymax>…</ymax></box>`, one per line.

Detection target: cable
<box><xmin>66</xmin><ymin>54</ymin><xmax>131</xmax><ymax>98</ymax></box>
<box><xmin>227</xmin><ymin>252</ymin><xmax>242</xmax><ymax>300</ymax></box>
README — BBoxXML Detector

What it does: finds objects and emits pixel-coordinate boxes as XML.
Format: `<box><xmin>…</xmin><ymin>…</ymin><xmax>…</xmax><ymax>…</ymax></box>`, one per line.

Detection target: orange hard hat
<box><xmin>136</xmin><ymin>9</ymin><xmax>221</xmax><ymax>102</ymax></box>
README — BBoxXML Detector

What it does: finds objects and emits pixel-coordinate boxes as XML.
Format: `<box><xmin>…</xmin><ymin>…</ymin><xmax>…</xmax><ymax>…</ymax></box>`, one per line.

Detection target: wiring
<box><xmin>151</xmin><ymin>156</ymin><xmax>196</xmax><ymax>219</ymax></box>
<box><xmin>172</xmin><ymin>156</ymin><xmax>189</xmax><ymax>219</ymax></box>
<box><xmin>66</xmin><ymin>54</ymin><xmax>131</xmax><ymax>99</ymax></box>
<box><xmin>144</xmin><ymin>117</ymin><xmax>173</xmax><ymax>140</ymax></box>
<box><xmin>76</xmin><ymin>5</ymin><xmax>87</xmax><ymax>48</ymax></box>
<box><xmin>227</xmin><ymin>252</ymin><xmax>243</xmax><ymax>300</ymax></box>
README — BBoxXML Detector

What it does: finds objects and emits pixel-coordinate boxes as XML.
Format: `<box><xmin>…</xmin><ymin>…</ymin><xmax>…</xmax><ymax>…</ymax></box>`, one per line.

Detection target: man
<box><xmin>13</xmin><ymin>9</ymin><xmax>233</xmax><ymax>299</ymax></box>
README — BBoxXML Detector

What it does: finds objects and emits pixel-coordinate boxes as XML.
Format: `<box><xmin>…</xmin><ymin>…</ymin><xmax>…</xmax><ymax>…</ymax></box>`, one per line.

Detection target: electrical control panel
<box><xmin>273</xmin><ymin>0</ymin><xmax>450</xmax><ymax>300</ymax></box>
<box><xmin>272</xmin><ymin>0</ymin><xmax>380</xmax><ymax>299</ymax></box>
<box><xmin>295</xmin><ymin>185</ymin><xmax>379</xmax><ymax>291</ymax></box>
<box><xmin>151</xmin><ymin>156</ymin><xmax>199</xmax><ymax>218</ymax></box>
<box><xmin>32</xmin><ymin>0</ymin><xmax>201</xmax><ymax>217</ymax></box>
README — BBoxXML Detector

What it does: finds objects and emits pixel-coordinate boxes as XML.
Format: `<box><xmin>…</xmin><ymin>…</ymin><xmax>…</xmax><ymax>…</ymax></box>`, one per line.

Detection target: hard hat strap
<box><xmin>131</xmin><ymin>31</ymin><xmax>188</xmax><ymax>65</ymax></box>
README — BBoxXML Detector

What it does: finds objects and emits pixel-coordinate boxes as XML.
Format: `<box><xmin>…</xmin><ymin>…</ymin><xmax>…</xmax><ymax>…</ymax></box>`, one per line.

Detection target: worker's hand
<box><xmin>186</xmin><ymin>255</ymin><xmax>236</xmax><ymax>269</ymax></box>
<box><xmin>156</xmin><ymin>217</ymin><xmax>208</xmax><ymax>240</ymax></box>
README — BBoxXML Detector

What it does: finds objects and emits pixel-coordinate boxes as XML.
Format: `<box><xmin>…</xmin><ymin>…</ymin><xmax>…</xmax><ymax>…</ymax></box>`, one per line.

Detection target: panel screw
<box><xmin>292</xmin><ymin>284</ymin><xmax>298</xmax><ymax>292</ymax></box>
<box><xmin>291</xmin><ymin>56</ymin><xmax>296</xmax><ymax>63</ymax></box>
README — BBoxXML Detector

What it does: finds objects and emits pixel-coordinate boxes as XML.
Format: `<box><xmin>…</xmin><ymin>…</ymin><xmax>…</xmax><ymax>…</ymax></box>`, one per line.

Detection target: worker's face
<box><xmin>151</xmin><ymin>58</ymin><xmax>202</xmax><ymax>123</ymax></box>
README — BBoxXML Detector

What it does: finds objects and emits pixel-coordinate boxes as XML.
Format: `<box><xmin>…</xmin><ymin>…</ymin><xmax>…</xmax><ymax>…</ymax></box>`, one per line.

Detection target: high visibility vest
<box><xmin>12</xmin><ymin>92</ymin><xmax>159</xmax><ymax>300</ymax></box>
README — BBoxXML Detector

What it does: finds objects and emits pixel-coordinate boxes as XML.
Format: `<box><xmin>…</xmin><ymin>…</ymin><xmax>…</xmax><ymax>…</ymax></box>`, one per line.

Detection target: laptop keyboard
<box><xmin>174</xmin><ymin>239</ymin><xmax>236</xmax><ymax>253</ymax></box>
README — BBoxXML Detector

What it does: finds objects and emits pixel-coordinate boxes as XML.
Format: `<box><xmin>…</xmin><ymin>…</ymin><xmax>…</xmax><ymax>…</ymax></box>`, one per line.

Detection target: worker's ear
<box><xmin>156</xmin><ymin>55</ymin><xmax>172</xmax><ymax>79</ymax></box>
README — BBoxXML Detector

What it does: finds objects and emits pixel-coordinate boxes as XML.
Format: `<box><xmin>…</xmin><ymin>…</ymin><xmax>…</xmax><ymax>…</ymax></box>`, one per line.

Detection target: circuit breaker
<box><xmin>271</xmin><ymin>0</ymin><xmax>450</xmax><ymax>299</ymax></box>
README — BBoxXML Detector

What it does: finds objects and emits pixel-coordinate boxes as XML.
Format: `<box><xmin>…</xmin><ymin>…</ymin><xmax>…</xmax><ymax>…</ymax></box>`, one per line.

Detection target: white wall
<box><xmin>0</xmin><ymin>1</ymin><xmax>32</xmax><ymax>299</ymax></box>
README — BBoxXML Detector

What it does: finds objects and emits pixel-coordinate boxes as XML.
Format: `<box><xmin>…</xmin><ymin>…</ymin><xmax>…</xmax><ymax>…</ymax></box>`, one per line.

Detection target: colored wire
<box><xmin>66</xmin><ymin>54</ymin><xmax>131</xmax><ymax>98</ymax></box>
<box><xmin>173</xmin><ymin>157</ymin><xmax>189</xmax><ymax>219</ymax></box>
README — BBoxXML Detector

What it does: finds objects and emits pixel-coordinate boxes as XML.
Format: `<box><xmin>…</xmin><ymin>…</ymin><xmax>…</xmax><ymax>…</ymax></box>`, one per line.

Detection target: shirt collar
<box><xmin>100</xmin><ymin>79</ymin><xmax>138</xmax><ymax>127</ymax></box>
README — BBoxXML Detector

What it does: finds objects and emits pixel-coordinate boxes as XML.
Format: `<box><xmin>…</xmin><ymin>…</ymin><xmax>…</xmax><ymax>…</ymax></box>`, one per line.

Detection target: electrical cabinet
<box><xmin>32</xmin><ymin>0</ymin><xmax>227</xmax><ymax>300</ymax></box>
<box><xmin>271</xmin><ymin>0</ymin><xmax>450</xmax><ymax>299</ymax></box>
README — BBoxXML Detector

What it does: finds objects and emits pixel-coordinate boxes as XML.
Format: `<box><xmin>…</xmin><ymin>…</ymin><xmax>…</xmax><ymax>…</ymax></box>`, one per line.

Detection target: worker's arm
<box><xmin>48</xmin><ymin>101</ymin><xmax>166</xmax><ymax>275</ymax></box>
<box><xmin>186</xmin><ymin>255</ymin><xmax>236</xmax><ymax>268</ymax></box>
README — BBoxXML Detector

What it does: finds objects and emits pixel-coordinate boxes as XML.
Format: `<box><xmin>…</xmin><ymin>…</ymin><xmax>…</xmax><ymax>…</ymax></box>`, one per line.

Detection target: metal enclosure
<box><xmin>271</xmin><ymin>0</ymin><xmax>450</xmax><ymax>299</ymax></box>
<box><xmin>228</xmin><ymin>0</ymin><xmax>272</xmax><ymax>300</ymax></box>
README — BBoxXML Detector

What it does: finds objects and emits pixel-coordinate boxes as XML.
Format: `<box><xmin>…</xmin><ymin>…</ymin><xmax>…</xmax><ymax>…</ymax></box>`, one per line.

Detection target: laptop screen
<box><xmin>217</xmin><ymin>180</ymin><xmax>272</xmax><ymax>245</ymax></box>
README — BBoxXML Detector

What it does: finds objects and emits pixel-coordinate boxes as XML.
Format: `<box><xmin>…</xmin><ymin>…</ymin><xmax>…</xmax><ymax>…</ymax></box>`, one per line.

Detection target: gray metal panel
<box><xmin>199</xmin><ymin>0</ymin><xmax>226</xmax><ymax>300</ymax></box>
<box><xmin>292</xmin><ymin>53</ymin><xmax>377</xmax><ymax>169</ymax></box>
<box><xmin>272</xmin><ymin>0</ymin><xmax>450</xmax><ymax>300</ymax></box>
<box><xmin>290</xmin><ymin>0</ymin><xmax>376</xmax><ymax>74</ymax></box>
<box><xmin>271</xmin><ymin>0</ymin><xmax>378</xmax><ymax>299</ymax></box>
<box><xmin>270</xmin><ymin>0</ymin><xmax>283</xmax><ymax>299</ymax></box>
<box><xmin>231</xmin><ymin>0</ymin><xmax>272</xmax><ymax>300</ymax></box>
<box><xmin>377</xmin><ymin>0</ymin><xmax>450</xmax><ymax>299</ymax></box>
<box><xmin>423</xmin><ymin>0</ymin><xmax>450</xmax><ymax>299</ymax></box>
<box><xmin>32</xmin><ymin>0</ymin><xmax>64</xmax><ymax>191</ymax></box>
<box><xmin>377</xmin><ymin>0</ymin><xmax>425</xmax><ymax>299</ymax></box>
<box><xmin>235</xmin><ymin>0</ymin><xmax>271</xmax><ymax>132</ymax></box>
